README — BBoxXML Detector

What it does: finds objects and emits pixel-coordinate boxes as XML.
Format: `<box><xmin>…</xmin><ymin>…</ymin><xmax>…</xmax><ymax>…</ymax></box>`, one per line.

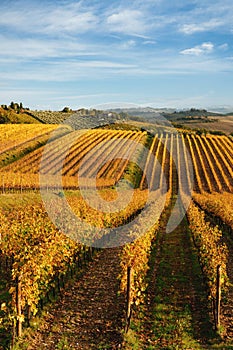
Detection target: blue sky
<box><xmin>1</xmin><ymin>0</ymin><xmax>233</xmax><ymax>111</ymax></box>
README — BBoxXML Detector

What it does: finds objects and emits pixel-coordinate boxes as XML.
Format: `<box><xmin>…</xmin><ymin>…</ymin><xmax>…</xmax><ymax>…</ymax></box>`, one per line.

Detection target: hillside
<box><xmin>0</xmin><ymin>106</ymin><xmax>41</xmax><ymax>124</ymax></box>
<box><xmin>28</xmin><ymin>109</ymin><xmax>126</xmax><ymax>128</ymax></box>
<box><xmin>0</xmin><ymin>103</ymin><xmax>127</xmax><ymax>127</ymax></box>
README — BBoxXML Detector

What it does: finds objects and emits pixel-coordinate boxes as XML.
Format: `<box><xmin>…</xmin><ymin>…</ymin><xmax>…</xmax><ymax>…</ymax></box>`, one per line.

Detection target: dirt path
<box><xmin>137</xmin><ymin>200</ymin><xmax>214</xmax><ymax>349</ymax></box>
<box><xmin>26</xmin><ymin>247</ymin><xmax>124</xmax><ymax>350</ymax></box>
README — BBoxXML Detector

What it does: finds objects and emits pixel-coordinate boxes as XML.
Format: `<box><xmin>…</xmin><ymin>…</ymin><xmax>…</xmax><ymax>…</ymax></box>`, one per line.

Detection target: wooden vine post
<box><xmin>216</xmin><ymin>264</ymin><xmax>221</xmax><ymax>331</ymax></box>
<box><xmin>16</xmin><ymin>276</ymin><xmax>22</xmax><ymax>337</ymax></box>
<box><xmin>2</xmin><ymin>175</ymin><xmax>4</xmax><ymax>194</ymax></box>
<box><xmin>125</xmin><ymin>266</ymin><xmax>133</xmax><ymax>333</ymax></box>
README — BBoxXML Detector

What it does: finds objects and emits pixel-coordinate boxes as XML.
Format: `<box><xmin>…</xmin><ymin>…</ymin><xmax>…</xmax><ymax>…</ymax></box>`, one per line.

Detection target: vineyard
<box><xmin>0</xmin><ymin>123</ymin><xmax>233</xmax><ymax>349</ymax></box>
<box><xmin>0</xmin><ymin>128</ymin><xmax>232</xmax><ymax>194</ymax></box>
<box><xmin>0</xmin><ymin>125</ymin><xmax>71</xmax><ymax>170</ymax></box>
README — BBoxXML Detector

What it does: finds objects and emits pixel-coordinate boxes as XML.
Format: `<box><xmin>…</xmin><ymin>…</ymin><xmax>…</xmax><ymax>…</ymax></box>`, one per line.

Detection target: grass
<box><xmin>123</xmin><ymin>328</ymin><xmax>141</xmax><ymax>350</ymax></box>
<box><xmin>144</xmin><ymin>226</ymin><xmax>207</xmax><ymax>349</ymax></box>
<box><xmin>55</xmin><ymin>335</ymin><xmax>69</xmax><ymax>349</ymax></box>
<box><xmin>148</xmin><ymin>304</ymin><xmax>202</xmax><ymax>349</ymax></box>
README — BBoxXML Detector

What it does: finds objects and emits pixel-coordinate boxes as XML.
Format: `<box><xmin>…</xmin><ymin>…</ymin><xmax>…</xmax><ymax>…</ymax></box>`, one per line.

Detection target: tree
<box><xmin>62</xmin><ymin>107</ymin><xmax>71</xmax><ymax>113</ymax></box>
<box><xmin>9</xmin><ymin>102</ymin><xmax>20</xmax><ymax>111</ymax></box>
<box><xmin>10</xmin><ymin>101</ymin><xmax>15</xmax><ymax>109</ymax></box>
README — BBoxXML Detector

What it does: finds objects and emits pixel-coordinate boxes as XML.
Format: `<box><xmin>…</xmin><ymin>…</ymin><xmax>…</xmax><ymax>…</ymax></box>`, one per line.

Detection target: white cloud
<box><xmin>143</xmin><ymin>40</ymin><xmax>156</xmax><ymax>45</ymax></box>
<box><xmin>1</xmin><ymin>47</ymin><xmax>233</xmax><ymax>85</ymax></box>
<box><xmin>199</xmin><ymin>42</ymin><xmax>214</xmax><ymax>51</ymax></box>
<box><xmin>180</xmin><ymin>19</ymin><xmax>223</xmax><ymax>34</ymax></box>
<box><xmin>106</xmin><ymin>9</ymin><xmax>148</xmax><ymax>36</ymax></box>
<box><xmin>41</xmin><ymin>8</ymin><xmax>98</xmax><ymax>34</ymax></box>
<box><xmin>0</xmin><ymin>34</ymin><xmax>101</xmax><ymax>59</ymax></box>
<box><xmin>0</xmin><ymin>59</ymin><xmax>138</xmax><ymax>83</ymax></box>
<box><xmin>180</xmin><ymin>42</ymin><xmax>214</xmax><ymax>56</ymax></box>
<box><xmin>120</xmin><ymin>40</ymin><xmax>137</xmax><ymax>49</ymax></box>
<box><xmin>70</xmin><ymin>61</ymin><xmax>137</xmax><ymax>69</ymax></box>
<box><xmin>218</xmin><ymin>43</ymin><xmax>229</xmax><ymax>51</ymax></box>
<box><xmin>0</xmin><ymin>2</ymin><xmax>99</xmax><ymax>35</ymax></box>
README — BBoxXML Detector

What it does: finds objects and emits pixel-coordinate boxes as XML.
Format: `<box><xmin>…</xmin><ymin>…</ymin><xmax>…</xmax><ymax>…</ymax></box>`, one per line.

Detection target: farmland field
<box><xmin>181</xmin><ymin>115</ymin><xmax>233</xmax><ymax>135</ymax></box>
<box><xmin>0</xmin><ymin>128</ymin><xmax>232</xmax><ymax>193</ymax></box>
<box><xmin>0</xmin><ymin>122</ymin><xmax>233</xmax><ymax>349</ymax></box>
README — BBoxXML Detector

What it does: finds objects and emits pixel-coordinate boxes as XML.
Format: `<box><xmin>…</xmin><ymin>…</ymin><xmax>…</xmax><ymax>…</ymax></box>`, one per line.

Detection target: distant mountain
<box><xmin>108</xmin><ymin>107</ymin><xmax>176</xmax><ymax>123</ymax></box>
<box><xmin>206</xmin><ymin>106</ymin><xmax>233</xmax><ymax>114</ymax></box>
<box><xmin>109</xmin><ymin>107</ymin><xmax>175</xmax><ymax>115</ymax></box>
<box><xmin>109</xmin><ymin>106</ymin><xmax>233</xmax><ymax>117</ymax></box>
<box><xmin>108</xmin><ymin>107</ymin><xmax>223</xmax><ymax>123</ymax></box>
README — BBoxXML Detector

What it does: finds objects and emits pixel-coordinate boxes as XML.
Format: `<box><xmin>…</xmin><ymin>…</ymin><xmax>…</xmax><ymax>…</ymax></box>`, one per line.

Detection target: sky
<box><xmin>1</xmin><ymin>0</ymin><xmax>233</xmax><ymax>111</ymax></box>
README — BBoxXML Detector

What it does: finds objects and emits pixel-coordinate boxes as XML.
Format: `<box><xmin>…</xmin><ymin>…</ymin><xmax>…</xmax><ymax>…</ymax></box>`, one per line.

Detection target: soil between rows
<box><xmin>25</xmin><ymin>247</ymin><xmax>124</xmax><ymax>350</ymax></box>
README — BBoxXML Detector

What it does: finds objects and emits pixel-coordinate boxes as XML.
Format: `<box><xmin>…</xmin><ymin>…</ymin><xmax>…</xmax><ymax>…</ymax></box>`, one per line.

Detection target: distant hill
<box><xmin>28</xmin><ymin>109</ymin><xmax>127</xmax><ymax>129</ymax></box>
<box><xmin>206</xmin><ymin>105</ymin><xmax>233</xmax><ymax>114</ymax></box>
<box><xmin>0</xmin><ymin>104</ymin><xmax>127</xmax><ymax>127</ymax></box>
<box><xmin>108</xmin><ymin>107</ymin><xmax>233</xmax><ymax>135</ymax></box>
<box><xmin>109</xmin><ymin>107</ymin><xmax>175</xmax><ymax>123</ymax></box>
<box><xmin>109</xmin><ymin>107</ymin><xmax>221</xmax><ymax>121</ymax></box>
<box><xmin>161</xmin><ymin>108</ymin><xmax>220</xmax><ymax>120</ymax></box>
<box><xmin>0</xmin><ymin>104</ymin><xmax>41</xmax><ymax>124</ymax></box>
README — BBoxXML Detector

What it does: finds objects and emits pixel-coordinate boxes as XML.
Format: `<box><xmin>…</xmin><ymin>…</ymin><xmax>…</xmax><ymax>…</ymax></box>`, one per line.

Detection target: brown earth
<box><xmin>182</xmin><ymin>116</ymin><xmax>233</xmax><ymax>135</ymax></box>
<box><xmin>25</xmin><ymin>248</ymin><xmax>124</xmax><ymax>350</ymax></box>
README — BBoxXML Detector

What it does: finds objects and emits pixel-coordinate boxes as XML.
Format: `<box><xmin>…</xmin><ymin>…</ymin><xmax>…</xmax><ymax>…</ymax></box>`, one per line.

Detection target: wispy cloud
<box><xmin>0</xmin><ymin>58</ymin><xmax>138</xmax><ymax>82</ymax></box>
<box><xmin>180</xmin><ymin>19</ymin><xmax>223</xmax><ymax>35</ymax></box>
<box><xmin>43</xmin><ymin>10</ymin><xmax>98</xmax><ymax>35</ymax></box>
<box><xmin>119</xmin><ymin>40</ymin><xmax>137</xmax><ymax>50</ymax></box>
<box><xmin>218</xmin><ymin>43</ymin><xmax>229</xmax><ymax>51</ymax></box>
<box><xmin>0</xmin><ymin>34</ymin><xmax>101</xmax><ymax>59</ymax></box>
<box><xmin>0</xmin><ymin>1</ymin><xmax>99</xmax><ymax>36</ymax></box>
<box><xmin>106</xmin><ymin>9</ymin><xmax>148</xmax><ymax>36</ymax></box>
<box><xmin>142</xmin><ymin>40</ymin><xmax>156</xmax><ymax>45</ymax></box>
<box><xmin>180</xmin><ymin>42</ymin><xmax>214</xmax><ymax>56</ymax></box>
